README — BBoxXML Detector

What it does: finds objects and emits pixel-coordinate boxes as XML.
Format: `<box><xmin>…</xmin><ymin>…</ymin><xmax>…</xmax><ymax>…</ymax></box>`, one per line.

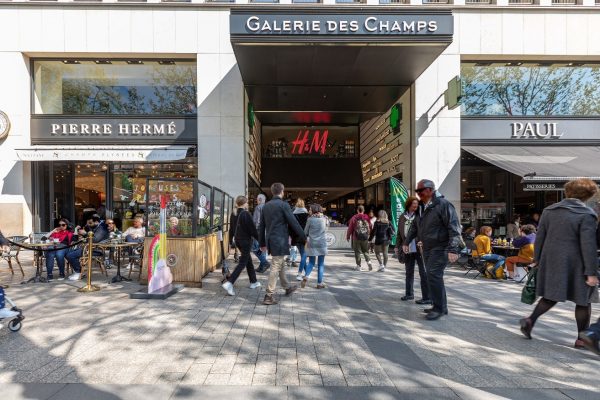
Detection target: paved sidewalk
<box><xmin>1</xmin><ymin>250</ymin><xmax>599</xmax><ymax>400</ymax></box>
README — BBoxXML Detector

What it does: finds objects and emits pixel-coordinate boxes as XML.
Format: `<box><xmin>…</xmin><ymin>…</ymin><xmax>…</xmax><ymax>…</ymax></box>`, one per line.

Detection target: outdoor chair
<box><xmin>1</xmin><ymin>236</ymin><xmax>27</xmax><ymax>275</ymax></box>
<box><xmin>464</xmin><ymin>240</ymin><xmax>487</xmax><ymax>279</ymax></box>
<box><xmin>127</xmin><ymin>242</ymin><xmax>145</xmax><ymax>281</ymax></box>
<box><xmin>78</xmin><ymin>244</ymin><xmax>108</xmax><ymax>280</ymax></box>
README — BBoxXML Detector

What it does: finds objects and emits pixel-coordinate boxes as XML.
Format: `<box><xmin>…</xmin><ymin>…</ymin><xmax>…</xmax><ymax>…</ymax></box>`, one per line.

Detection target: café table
<box><xmin>492</xmin><ymin>245</ymin><xmax>519</xmax><ymax>258</ymax></box>
<box><xmin>96</xmin><ymin>241</ymin><xmax>138</xmax><ymax>283</ymax></box>
<box><xmin>24</xmin><ymin>241</ymin><xmax>62</xmax><ymax>284</ymax></box>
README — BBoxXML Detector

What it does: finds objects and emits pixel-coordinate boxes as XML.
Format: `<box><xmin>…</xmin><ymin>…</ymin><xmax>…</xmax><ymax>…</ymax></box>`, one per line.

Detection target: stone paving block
<box><xmin>299</xmin><ymin>374</ymin><xmax>324</xmax><ymax>386</ymax></box>
<box><xmin>276</xmin><ymin>364</ymin><xmax>300</xmax><ymax>386</ymax></box>
<box><xmin>252</xmin><ymin>373</ymin><xmax>276</xmax><ymax>386</ymax></box>
<box><xmin>319</xmin><ymin>364</ymin><xmax>347</xmax><ymax>386</ymax></box>
<box><xmin>344</xmin><ymin>374</ymin><xmax>372</xmax><ymax>386</ymax></box>
<box><xmin>209</xmin><ymin>355</ymin><xmax>237</xmax><ymax>374</ymax></box>
<box><xmin>297</xmin><ymin>354</ymin><xmax>320</xmax><ymax>375</ymax></box>
<box><xmin>203</xmin><ymin>373</ymin><xmax>231</xmax><ymax>385</ymax></box>
<box><xmin>228</xmin><ymin>363</ymin><xmax>255</xmax><ymax>385</ymax></box>
<box><xmin>182</xmin><ymin>363</ymin><xmax>212</xmax><ymax>385</ymax></box>
<box><xmin>277</xmin><ymin>347</ymin><xmax>297</xmax><ymax>365</ymax></box>
<box><xmin>255</xmin><ymin>355</ymin><xmax>277</xmax><ymax>375</ymax></box>
<box><xmin>195</xmin><ymin>346</ymin><xmax>221</xmax><ymax>364</ymax></box>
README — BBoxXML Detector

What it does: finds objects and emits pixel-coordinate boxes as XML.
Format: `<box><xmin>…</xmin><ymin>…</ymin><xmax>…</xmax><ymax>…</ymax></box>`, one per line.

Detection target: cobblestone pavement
<box><xmin>1</xmin><ymin>250</ymin><xmax>599</xmax><ymax>400</ymax></box>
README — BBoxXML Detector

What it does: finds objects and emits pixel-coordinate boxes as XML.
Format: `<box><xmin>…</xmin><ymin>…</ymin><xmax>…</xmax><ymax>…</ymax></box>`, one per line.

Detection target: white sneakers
<box><xmin>378</xmin><ymin>265</ymin><xmax>386</xmax><ymax>272</ymax></box>
<box><xmin>296</xmin><ymin>275</ymin><xmax>303</xmax><ymax>281</ymax></box>
<box><xmin>222</xmin><ymin>281</ymin><xmax>236</xmax><ymax>296</ymax></box>
<box><xmin>249</xmin><ymin>282</ymin><xmax>262</xmax><ymax>289</ymax></box>
<box><xmin>68</xmin><ymin>273</ymin><xmax>81</xmax><ymax>281</ymax></box>
<box><xmin>0</xmin><ymin>308</ymin><xmax>19</xmax><ymax>319</ymax></box>
<box><xmin>358</xmin><ymin>266</ymin><xmax>369</xmax><ymax>272</ymax></box>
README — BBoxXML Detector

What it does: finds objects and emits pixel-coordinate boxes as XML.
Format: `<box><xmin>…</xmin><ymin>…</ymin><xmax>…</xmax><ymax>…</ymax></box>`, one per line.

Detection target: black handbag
<box><xmin>521</xmin><ymin>268</ymin><xmax>538</xmax><ymax>305</ymax></box>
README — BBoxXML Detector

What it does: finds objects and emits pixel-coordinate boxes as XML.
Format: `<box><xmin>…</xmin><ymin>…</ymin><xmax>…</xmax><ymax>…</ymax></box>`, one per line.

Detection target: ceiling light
<box><xmin>127</xmin><ymin>60</ymin><xmax>144</xmax><ymax>65</ymax></box>
<box><xmin>62</xmin><ymin>60</ymin><xmax>80</xmax><ymax>64</ymax></box>
<box><xmin>566</xmin><ymin>62</ymin><xmax>584</xmax><ymax>67</ymax></box>
<box><xmin>95</xmin><ymin>60</ymin><xmax>112</xmax><ymax>65</ymax></box>
<box><xmin>158</xmin><ymin>60</ymin><xmax>175</xmax><ymax>65</ymax></box>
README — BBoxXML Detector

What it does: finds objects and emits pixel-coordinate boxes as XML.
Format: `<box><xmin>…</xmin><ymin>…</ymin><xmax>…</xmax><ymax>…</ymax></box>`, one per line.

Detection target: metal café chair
<box><xmin>127</xmin><ymin>242</ymin><xmax>145</xmax><ymax>281</ymax></box>
<box><xmin>1</xmin><ymin>236</ymin><xmax>27</xmax><ymax>275</ymax></box>
<box><xmin>464</xmin><ymin>240</ymin><xmax>487</xmax><ymax>279</ymax></box>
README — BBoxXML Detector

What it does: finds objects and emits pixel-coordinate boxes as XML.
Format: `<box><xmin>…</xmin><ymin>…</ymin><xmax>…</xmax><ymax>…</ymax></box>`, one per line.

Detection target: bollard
<box><xmin>77</xmin><ymin>231</ymin><xmax>100</xmax><ymax>293</ymax></box>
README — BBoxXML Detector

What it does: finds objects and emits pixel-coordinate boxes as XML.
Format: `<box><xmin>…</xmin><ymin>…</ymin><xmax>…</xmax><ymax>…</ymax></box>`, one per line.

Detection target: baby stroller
<box><xmin>0</xmin><ymin>286</ymin><xmax>24</xmax><ymax>332</ymax></box>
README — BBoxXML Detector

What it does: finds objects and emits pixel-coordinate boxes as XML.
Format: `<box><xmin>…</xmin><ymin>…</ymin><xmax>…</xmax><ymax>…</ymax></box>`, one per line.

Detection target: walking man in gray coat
<box><xmin>403</xmin><ymin>179</ymin><xmax>462</xmax><ymax>320</ymax></box>
<box><xmin>259</xmin><ymin>183</ymin><xmax>306</xmax><ymax>305</ymax></box>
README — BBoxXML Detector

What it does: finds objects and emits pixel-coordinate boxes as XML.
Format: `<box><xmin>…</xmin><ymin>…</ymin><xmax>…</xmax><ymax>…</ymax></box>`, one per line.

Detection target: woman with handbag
<box><xmin>396</xmin><ymin>196</ymin><xmax>431</xmax><ymax>304</ymax></box>
<box><xmin>221</xmin><ymin>196</ymin><xmax>261</xmax><ymax>296</ymax></box>
<box><xmin>368</xmin><ymin>210</ymin><xmax>395</xmax><ymax>272</ymax></box>
<box><xmin>519</xmin><ymin>178</ymin><xmax>599</xmax><ymax>349</ymax></box>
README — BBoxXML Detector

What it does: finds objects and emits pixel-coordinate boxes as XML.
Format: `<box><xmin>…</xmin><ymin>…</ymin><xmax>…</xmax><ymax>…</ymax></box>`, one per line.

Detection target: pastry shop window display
<box><xmin>197</xmin><ymin>181</ymin><xmax>212</xmax><ymax>236</ymax></box>
<box><xmin>147</xmin><ymin>179</ymin><xmax>195</xmax><ymax>237</ymax></box>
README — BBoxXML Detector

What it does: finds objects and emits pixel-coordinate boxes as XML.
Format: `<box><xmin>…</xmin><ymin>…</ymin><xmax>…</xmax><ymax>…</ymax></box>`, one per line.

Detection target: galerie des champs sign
<box><xmin>245</xmin><ymin>15</ymin><xmax>440</xmax><ymax>34</ymax></box>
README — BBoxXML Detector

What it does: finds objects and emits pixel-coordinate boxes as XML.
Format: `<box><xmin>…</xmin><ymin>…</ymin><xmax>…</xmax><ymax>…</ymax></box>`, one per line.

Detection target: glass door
<box><xmin>74</xmin><ymin>163</ymin><xmax>107</xmax><ymax>227</ymax></box>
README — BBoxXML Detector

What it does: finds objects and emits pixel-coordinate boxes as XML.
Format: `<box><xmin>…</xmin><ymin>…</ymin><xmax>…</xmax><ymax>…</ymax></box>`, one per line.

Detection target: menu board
<box><xmin>147</xmin><ymin>179</ymin><xmax>194</xmax><ymax>237</ymax></box>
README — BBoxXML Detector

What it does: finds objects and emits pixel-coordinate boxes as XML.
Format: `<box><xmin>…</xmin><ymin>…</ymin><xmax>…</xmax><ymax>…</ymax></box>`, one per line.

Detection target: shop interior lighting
<box><xmin>127</xmin><ymin>60</ymin><xmax>144</xmax><ymax>65</ymax></box>
<box><xmin>62</xmin><ymin>60</ymin><xmax>80</xmax><ymax>64</ymax></box>
<box><xmin>567</xmin><ymin>62</ymin><xmax>584</xmax><ymax>67</ymax></box>
<box><xmin>505</xmin><ymin>62</ymin><xmax>523</xmax><ymax>67</ymax></box>
<box><xmin>95</xmin><ymin>60</ymin><xmax>112</xmax><ymax>65</ymax></box>
<box><xmin>158</xmin><ymin>60</ymin><xmax>176</xmax><ymax>65</ymax></box>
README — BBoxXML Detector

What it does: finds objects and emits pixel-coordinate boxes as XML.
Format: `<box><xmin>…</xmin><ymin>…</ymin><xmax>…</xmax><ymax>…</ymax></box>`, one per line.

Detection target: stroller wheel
<box><xmin>8</xmin><ymin>319</ymin><xmax>22</xmax><ymax>332</ymax></box>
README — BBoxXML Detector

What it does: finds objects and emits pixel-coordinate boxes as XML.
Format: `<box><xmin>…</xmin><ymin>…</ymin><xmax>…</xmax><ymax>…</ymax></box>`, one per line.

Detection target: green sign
<box><xmin>247</xmin><ymin>103</ymin><xmax>255</xmax><ymax>128</ymax></box>
<box><xmin>446</xmin><ymin>76</ymin><xmax>463</xmax><ymax>110</ymax></box>
<box><xmin>389</xmin><ymin>103</ymin><xmax>402</xmax><ymax>134</ymax></box>
<box><xmin>389</xmin><ymin>177</ymin><xmax>409</xmax><ymax>246</ymax></box>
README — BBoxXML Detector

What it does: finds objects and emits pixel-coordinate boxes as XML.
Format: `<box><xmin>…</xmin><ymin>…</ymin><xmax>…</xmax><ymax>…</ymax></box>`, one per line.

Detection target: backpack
<box><xmin>354</xmin><ymin>218</ymin><xmax>370</xmax><ymax>241</ymax></box>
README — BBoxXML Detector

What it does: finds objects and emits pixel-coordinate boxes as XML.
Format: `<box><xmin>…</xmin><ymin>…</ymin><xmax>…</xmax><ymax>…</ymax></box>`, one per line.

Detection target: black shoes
<box><xmin>426</xmin><ymin>311</ymin><xmax>444</xmax><ymax>321</ymax></box>
<box><xmin>415</xmin><ymin>299</ymin><xmax>433</xmax><ymax>305</ymax></box>
<box><xmin>401</xmin><ymin>295</ymin><xmax>414</xmax><ymax>301</ymax></box>
<box><xmin>519</xmin><ymin>318</ymin><xmax>533</xmax><ymax>340</ymax></box>
<box><xmin>423</xmin><ymin>308</ymin><xmax>448</xmax><ymax>315</ymax></box>
<box><xmin>578</xmin><ymin>330</ymin><xmax>600</xmax><ymax>355</ymax></box>
<box><xmin>256</xmin><ymin>263</ymin><xmax>271</xmax><ymax>273</ymax></box>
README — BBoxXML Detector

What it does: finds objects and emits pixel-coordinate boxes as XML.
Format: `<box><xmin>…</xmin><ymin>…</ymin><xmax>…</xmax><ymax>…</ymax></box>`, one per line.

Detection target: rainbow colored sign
<box><xmin>147</xmin><ymin>195</ymin><xmax>173</xmax><ymax>293</ymax></box>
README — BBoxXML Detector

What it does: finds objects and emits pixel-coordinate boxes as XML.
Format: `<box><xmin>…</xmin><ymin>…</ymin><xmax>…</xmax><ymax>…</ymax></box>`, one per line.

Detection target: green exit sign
<box><xmin>389</xmin><ymin>103</ymin><xmax>402</xmax><ymax>135</ymax></box>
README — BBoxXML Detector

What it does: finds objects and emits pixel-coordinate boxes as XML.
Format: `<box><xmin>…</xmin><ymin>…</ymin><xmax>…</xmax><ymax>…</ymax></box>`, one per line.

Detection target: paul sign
<box><xmin>511</xmin><ymin>122</ymin><xmax>563</xmax><ymax>139</ymax></box>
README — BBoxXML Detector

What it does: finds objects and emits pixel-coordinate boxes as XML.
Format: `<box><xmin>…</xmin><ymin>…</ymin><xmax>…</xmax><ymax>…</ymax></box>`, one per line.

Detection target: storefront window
<box><xmin>147</xmin><ymin>179</ymin><xmax>195</xmax><ymax>237</ymax></box>
<box><xmin>33</xmin><ymin>60</ymin><xmax>197</xmax><ymax>115</ymax></box>
<box><xmin>462</xmin><ymin>62</ymin><xmax>600</xmax><ymax>116</ymax></box>
<box><xmin>197</xmin><ymin>181</ymin><xmax>212</xmax><ymax>236</ymax></box>
<box><xmin>212</xmin><ymin>189</ymin><xmax>224</xmax><ymax>228</ymax></box>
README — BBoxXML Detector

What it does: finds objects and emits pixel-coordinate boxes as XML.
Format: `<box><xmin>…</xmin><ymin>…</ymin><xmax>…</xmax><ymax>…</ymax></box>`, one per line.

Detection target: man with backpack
<box><xmin>346</xmin><ymin>205</ymin><xmax>373</xmax><ymax>271</ymax></box>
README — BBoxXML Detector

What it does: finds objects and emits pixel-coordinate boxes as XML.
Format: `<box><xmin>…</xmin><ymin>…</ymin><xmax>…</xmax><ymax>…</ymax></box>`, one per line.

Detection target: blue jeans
<box><xmin>252</xmin><ymin>239</ymin><xmax>268</xmax><ymax>265</ymax></box>
<box><xmin>481</xmin><ymin>254</ymin><xmax>505</xmax><ymax>272</ymax></box>
<box><xmin>305</xmin><ymin>255</ymin><xmax>325</xmax><ymax>284</ymax></box>
<box><xmin>295</xmin><ymin>243</ymin><xmax>307</xmax><ymax>275</ymax></box>
<box><xmin>65</xmin><ymin>247</ymin><xmax>83</xmax><ymax>273</ymax></box>
<box><xmin>46</xmin><ymin>248</ymin><xmax>68</xmax><ymax>277</ymax></box>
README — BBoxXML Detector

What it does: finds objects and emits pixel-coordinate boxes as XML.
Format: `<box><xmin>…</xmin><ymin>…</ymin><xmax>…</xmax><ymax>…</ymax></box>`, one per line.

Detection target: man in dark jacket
<box><xmin>252</xmin><ymin>194</ymin><xmax>270</xmax><ymax>273</ymax></box>
<box><xmin>578</xmin><ymin>222</ymin><xmax>600</xmax><ymax>355</ymax></box>
<box><xmin>403</xmin><ymin>179</ymin><xmax>461</xmax><ymax>320</ymax></box>
<box><xmin>65</xmin><ymin>214</ymin><xmax>109</xmax><ymax>281</ymax></box>
<box><xmin>259</xmin><ymin>182</ymin><xmax>306</xmax><ymax>305</ymax></box>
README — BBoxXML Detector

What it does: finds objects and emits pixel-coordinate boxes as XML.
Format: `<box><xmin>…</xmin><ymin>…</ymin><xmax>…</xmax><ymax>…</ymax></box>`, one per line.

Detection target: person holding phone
<box><xmin>45</xmin><ymin>218</ymin><xmax>73</xmax><ymax>281</ymax></box>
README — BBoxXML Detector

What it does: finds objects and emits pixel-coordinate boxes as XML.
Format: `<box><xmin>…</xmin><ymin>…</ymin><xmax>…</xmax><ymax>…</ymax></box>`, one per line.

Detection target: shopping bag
<box><xmin>513</xmin><ymin>266</ymin><xmax>527</xmax><ymax>281</ymax></box>
<box><xmin>521</xmin><ymin>268</ymin><xmax>537</xmax><ymax>305</ymax></box>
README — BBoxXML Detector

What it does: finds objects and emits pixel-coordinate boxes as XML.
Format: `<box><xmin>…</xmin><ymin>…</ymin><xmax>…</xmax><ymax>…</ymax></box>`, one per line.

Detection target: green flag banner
<box><xmin>389</xmin><ymin>177</ymin><xmax>409</xmax><ymax>246</ymax></box>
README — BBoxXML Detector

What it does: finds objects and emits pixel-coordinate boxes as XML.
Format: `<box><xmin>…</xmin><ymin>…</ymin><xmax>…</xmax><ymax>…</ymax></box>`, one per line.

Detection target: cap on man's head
<box><xmin>419</xmin><ymin>179</ymin><xmax>436</xmax><ymax>190</ymax></box>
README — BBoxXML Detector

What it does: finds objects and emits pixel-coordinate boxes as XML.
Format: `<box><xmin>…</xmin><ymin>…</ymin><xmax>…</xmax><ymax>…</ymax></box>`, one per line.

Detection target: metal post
<box><xmin>78</xmin><ymin>231</ymin><xmax>100</xmax><ymax>293</ymax></box>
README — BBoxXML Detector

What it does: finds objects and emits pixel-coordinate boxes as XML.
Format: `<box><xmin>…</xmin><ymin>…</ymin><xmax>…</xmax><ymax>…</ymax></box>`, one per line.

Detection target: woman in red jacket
<box><xmin>46</xmin><ymin>218</ymin><xmax>73</xmax><ymax>281</ymax></box>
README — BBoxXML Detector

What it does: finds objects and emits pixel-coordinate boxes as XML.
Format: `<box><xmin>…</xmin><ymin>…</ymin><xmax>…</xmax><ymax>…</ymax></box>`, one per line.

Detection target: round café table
<box><xmin>96</xmin><ymin>241</ymin><xmax>138</xmax><ymax>283</ymax></box>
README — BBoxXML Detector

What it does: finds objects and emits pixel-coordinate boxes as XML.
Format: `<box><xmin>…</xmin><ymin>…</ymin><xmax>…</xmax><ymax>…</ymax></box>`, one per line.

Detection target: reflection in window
<box><xmin>461</xmin><ymin>62</ymin><xmax>600</xmax><ymax>116</ymax></box>
<box><xmin>33</xmin><ymin>60</ymin><xmax>197</xmax><ymax>115</ymax></box>
<box><xmin>147</xmin><ymin>179</ymin><xmax>195</xmax><ymax>237</ymax></box>
<box><xmin>197</xmin><ymin>182</ymin><xmax>212</xmax><ymax>236</ymax></box>
<box><xmin>213</xmin><ymin>190</ymin><xmax>224</xmax><ymax>228</ymax></box>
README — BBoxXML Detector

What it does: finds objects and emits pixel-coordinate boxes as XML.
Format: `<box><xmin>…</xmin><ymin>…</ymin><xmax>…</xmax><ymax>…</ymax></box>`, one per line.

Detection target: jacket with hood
<box><xmin>368</xmin><ymin>220</ymin><xmax>395</xmax><ymax>245</ymax></box>
<box><xmin>290</xmin><ymin>207</ymin><xmax>309</xmax><ymax>246</ymax></box>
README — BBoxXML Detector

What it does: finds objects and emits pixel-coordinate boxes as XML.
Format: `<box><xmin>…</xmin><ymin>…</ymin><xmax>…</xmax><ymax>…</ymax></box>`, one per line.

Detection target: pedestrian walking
<box><xmin>368</xmin><ymin>209</ymin><xmax>377</xmax><ymax>254</ymax></box>
<box><xmin>402</xmin><ymin>179</ymin><xmax>461</xmax><ymax>320</ymax></box>
<box><xmin>290</xmin><ymin>198</ymin><xmax>309</xmax><ymax>281</ymax></box>
<box><xmin>520</xmin><ymin>178</ymin><xmax>599</xmax><ymax>348</ymax></box>
<box><xmin>301</xmin><ymin>204</ymin><xmax>328</xmax><ymax>289</ymax></box>
<box><xmin>579</xmin><ymin>221</ymin><xmax>600</xmax><ymax>355</ymax></box>
<box><xmin>396</xmin><ymin>196</ymin><xmax>431</xmax><ymax>304</ymax></box>
<box><xmin>368</xmin><ymin>210</ymin><xmax>394</xmax><ymax>272</ymax></box>
<box><xmin>259</xmin><ymin>183</ymin><xmax>306</xmax><ymax>305</ymax></box>
<box><xmin>346</xmin><ymin>205</ymin><xmax>373</xmax><ymax>271</ymax></box>
<box><xmin>252</xmin><ymin>194</ymin><xmax>270</xmax><ymax>273</ymax></box>
<box><xmin>221</xmin><ymin>196</ymin><xmax>262</xmax><ymax>296</ymax></box>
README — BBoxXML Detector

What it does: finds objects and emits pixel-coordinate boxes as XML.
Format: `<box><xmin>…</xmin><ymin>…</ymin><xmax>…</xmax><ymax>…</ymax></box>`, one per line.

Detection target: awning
<box><xmin>462</xmin><ymin>145</ymin><xmax>600</xmax><ymax>181</ymax></box>
<box><xmin>15</xmin><ymin>146</ymin><xmax>191</xmax><ymax>162</ymax></box>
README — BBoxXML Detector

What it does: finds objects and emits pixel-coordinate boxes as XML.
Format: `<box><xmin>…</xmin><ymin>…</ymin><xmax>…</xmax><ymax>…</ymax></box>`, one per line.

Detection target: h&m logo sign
<box><xmin>510</xmin><ymin>122</ymin><xmax>563</xmax><ymax>139</ymax></box>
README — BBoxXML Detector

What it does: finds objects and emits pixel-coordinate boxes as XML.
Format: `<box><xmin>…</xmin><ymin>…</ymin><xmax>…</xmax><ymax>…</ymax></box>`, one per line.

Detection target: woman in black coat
<box><xmin>222</xmin><ymin>196</ymin><xmax>261</xmax><ymax>296</ymax></box>
<box><xmin>520</xmin><ymin>179</ymin><xmax>599</xmax><ymax>348</ymax></box>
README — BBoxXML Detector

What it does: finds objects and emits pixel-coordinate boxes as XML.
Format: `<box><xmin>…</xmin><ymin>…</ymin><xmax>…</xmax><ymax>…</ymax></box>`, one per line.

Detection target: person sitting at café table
<box><xmin>45</xmin><ymin>218</ymin><xmax>73</xmax><ymax>281</ymax></box>
<box><xmin>504</xmin><ymin>224</ymin><xmax>536</xmax><ymax>280</ymax></box>
<box><xmin>123</xmin><ymin>217</ymin><xmax>144</xmax><ymax>243</ymax></box>
<box><xmin>106</xmin><ymin>219</ymin><xmax>121</xmax><ymax>236</ymax></box>
<box><xmin>473</xmin><ymin>226</ymin><xmax>506</xmax><ymax>275</ymax></box>
<box><xmin>65</xmin><ymin>214</ymin><xmax>109</xmax><ymax>281</ymax></box>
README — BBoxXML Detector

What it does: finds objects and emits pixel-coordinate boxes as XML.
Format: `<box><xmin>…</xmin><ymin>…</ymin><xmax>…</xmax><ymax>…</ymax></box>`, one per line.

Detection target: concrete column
<box><xmin>413</xmin><ymin>49</ymin><xmax>461</xmax><ymax>208</ymax></box>
<box><xmin>197</xmin><ymin>10</ymin><xmax>247</xmax><ymax>198</ymax></box>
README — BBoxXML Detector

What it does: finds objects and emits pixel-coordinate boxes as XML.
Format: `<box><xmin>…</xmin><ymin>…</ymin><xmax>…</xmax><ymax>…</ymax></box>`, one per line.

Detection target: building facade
<box><xmin>0</xmin><ymin>1</ymin><xmax>599</xmax><ymax>235</ymax></box>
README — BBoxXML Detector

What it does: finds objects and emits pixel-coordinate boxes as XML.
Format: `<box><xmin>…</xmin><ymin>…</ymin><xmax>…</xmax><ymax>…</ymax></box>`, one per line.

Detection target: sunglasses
<box><xmin>415</xmin><ymin>188</ymin><xmax>429</xmax><ymax>194</ymax></box>
<box><xmin>59</xmin><ymin>223</ymin><xmax>67</xmax><ymax>227</ymax></box>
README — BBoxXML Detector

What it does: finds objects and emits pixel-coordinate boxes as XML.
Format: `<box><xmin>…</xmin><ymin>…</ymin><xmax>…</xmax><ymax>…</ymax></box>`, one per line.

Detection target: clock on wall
<box><xmin>0</xmin><ymin>111</ymin><xmax>10</xmax><ymax>141</ymax></box>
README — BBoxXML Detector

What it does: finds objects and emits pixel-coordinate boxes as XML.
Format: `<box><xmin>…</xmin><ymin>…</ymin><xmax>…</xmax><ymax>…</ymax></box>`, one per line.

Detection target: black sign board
<box><xmin>30</xmin><ymin>116</ymin><xmax>197</xmax><ymax>145</ymax></box>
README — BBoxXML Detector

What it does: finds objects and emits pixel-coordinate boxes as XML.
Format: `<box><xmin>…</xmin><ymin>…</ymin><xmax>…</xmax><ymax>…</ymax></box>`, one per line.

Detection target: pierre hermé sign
<box><xmin>30</xmin><ymin>116</ymin><xmax>197</xmax><ymax>145</ymax></box>
<box><xmin>230</xmin><ymin>11</ymin><xmax>453</xmax><ymax>39</ymax></box>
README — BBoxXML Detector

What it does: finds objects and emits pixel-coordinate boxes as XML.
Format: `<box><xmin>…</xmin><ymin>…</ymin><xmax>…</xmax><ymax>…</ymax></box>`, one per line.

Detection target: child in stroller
<box><xmin>0</xmin><ymin>285</ymin><xmax>24</xmax><ymax>332</ymax></box>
